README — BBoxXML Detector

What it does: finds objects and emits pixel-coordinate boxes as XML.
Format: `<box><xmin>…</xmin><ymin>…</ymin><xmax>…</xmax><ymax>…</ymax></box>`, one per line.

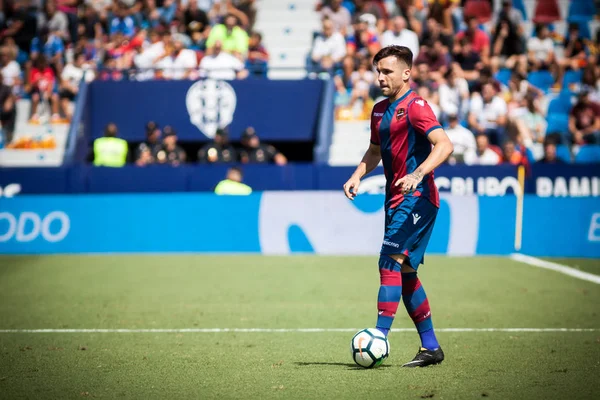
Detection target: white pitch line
<box><xmin>0</xmin><ymin>328</ymin><xmax>598</xmax><ymax>334</ymax></box>
<box><xmin>510</xmin><ymin>253</ymin><xmax>600</xmax><ymax>285</ymax></box>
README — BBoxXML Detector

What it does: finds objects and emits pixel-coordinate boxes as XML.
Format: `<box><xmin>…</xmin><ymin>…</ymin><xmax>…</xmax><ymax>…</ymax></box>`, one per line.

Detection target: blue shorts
<box><xmin>380</xmin><ymin>196</ymin><xmax>438</xmax><ymax>269</ymax></box>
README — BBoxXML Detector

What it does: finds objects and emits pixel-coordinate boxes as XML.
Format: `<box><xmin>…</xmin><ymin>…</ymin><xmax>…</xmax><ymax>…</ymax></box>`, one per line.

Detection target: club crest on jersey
<box><xmin>396</xmin><ymin>108</ymin><xmax>405</xmax><ymax>120</ymax></box>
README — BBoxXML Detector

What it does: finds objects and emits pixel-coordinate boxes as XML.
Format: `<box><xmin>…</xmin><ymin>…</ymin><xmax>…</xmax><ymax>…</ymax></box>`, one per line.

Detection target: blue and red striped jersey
<box><xmin>370</xmin><ymin>90</ymin><xmax>442</xmax><ymax>209</ymax></box>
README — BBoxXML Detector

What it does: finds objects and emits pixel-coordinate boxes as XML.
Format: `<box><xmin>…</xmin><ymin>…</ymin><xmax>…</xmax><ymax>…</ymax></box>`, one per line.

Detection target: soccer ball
<box><xmin>351</xmin><ymin>328</ymin><xmax>390</xmax><ymax>368</ymax></box>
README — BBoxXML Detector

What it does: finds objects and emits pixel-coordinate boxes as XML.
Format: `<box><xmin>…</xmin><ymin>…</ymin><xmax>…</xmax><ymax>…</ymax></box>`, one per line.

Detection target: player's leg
<box><xmin>375</xmin><ymin>254</ymin><xmax>403</xmax><ymax>337</ymax></box>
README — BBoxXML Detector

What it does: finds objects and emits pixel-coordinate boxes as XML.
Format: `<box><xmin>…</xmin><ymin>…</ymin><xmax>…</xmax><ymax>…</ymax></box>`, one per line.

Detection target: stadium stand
<box><xmin>0</xmin><ymin>0</ymin><xmax>598</xmax><ymax>169</ymax></box>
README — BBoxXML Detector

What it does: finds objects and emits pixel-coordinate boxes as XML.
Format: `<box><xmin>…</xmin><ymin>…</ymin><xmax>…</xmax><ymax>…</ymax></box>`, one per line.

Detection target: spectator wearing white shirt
<box><xmin>59</xmin><ymin>52</ymin><xmax>96</xmax><ymax>120</ymax></box>
<box><xmin>381</xmin><ymin>16</ymin><xmax>419</xmax><ymax>61</ymax></box>
<box><xmin>445</xmin><ymin>114</ymin><xmax>476</xmax><ymax>164</ymax></box>
<box><xmin>0</xmin><ymin>47</ymin><xmax>21</xmax><ymax>89</ymax></box>
<box><xmin>156</xmin><ymin>36</ymin><xmax>199</xmax><ymax>80</ymax></box>
<box><xmin>527</xmin><ymin>24</ymin><xmax>555</xmax><ymax>71</ymax></box>
<box><xmin>310</xmin><ymin>18</ymin><xmax>346</xmax><ymax>74</ymax></box>
<box><xmin>438</xmin><ymin>68</ymin><xmax>469</xmax><ymax>124</ymax></box>
<box><xmin>464</xmin><ymin>133</ymin><xmax>501</xmax><ymax>165</ymax></box>
<box><xmin>199</xmin><ymin>40</ymin><xmax>248</xmax><ymax>80</ymax></box>
<box><xmin>468</xmin><ymin>82</ymin><xmax>508</xmax><ymax>145</ymax></box>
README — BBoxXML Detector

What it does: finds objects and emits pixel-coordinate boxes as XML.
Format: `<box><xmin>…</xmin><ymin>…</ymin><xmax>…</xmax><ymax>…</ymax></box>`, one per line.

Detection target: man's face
<box><xmin>468</xmin><ymin>18</ymin><xmax>478</xmax><ymax>32</ymax></box>
<box><xmin>164</xmin><ymin>135</ymin><xmax>176</xmax><ymax>147</ymax></box>
<box><xmin>225</xmin><ymin>16</ymin><xmax>237</xmax><ymax>30</ymax></box>
<box><xmin>393</xmin><ymin>17</ymin><xmax>405</xmax><ymax>33</ymax></box>
<box><xmin>482</xmin><ymin>84</ymin><xmax>495</xmax><ymax>102</ymax></box>
<box><xmin>376</xmin><ymin>56</ymin><xmax>410</xmax><ymax>99</ymax></box>
<box><xmin>323</xmin><ymin>21</ymin><xmax>334</xmax><ymax>37</ymax></box>
<box><xmin>174</xmin><ymin>39</ymin><xmax>183</xmax><ymax>52</ymax></box>
<box><xmin>545</xmin><ymin>143</ymin><xmax>557</xmax><ymax>160</ymax></box>
<box><xmin>476</xmin><ymin>135</ymin><xmax>488</xmax><ymax>152</ymax></box>
<box><xmin>503</xmin><ymin>142</ymin><xmax>515</xmax><ymax>158</ymax></box>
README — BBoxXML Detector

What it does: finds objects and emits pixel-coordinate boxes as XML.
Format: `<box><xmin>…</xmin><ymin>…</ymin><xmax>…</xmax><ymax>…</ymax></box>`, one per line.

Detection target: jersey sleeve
<box><xmin>408</xmin><ymin>98</ymin><xmax>443</xmax><ymax>136</ymax></box>
<box><xmin>370</xmin><ymin>109</ymin><xmax>380</xmax><ymax>145</ymax></box>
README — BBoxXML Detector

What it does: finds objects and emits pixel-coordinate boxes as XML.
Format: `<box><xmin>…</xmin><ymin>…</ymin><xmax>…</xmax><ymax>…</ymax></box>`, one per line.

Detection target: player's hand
<box><xmin>395</xmin><ymin>170</ymin><xmax>424</xmax><ymax>195</ymax></box>
<box><xmin>343</xmin><ymin>176</ymin><xmax>361</xmax><ymax>200</ymax></box>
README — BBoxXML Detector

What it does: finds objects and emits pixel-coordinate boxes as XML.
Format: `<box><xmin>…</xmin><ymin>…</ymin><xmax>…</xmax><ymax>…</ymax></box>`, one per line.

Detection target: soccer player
<box><xmin>343</xmin><ymin>45</ymin><xmax>454</xmax><ymax>368</ymax></box>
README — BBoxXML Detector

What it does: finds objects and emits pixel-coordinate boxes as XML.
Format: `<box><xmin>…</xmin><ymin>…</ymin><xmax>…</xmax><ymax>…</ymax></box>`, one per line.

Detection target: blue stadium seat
<box><xmin>565</xmin><ymin>20</ymin><xmax>592</xmax><ymax>40</ymax></box>
<box><xmin>546</xmin><ymin>114</ymin><xmax>570</xmax><ymax>136</ymax></box>
<box><xmin>512</xmin><ymin>0</ymin><xmax>527</xmax><ymax>19</ymax></box>
<box><xmin>495</xmin><ymin>68</ymin><xmax>512</xmax><ymax>86</ymax></box>
<box><xmin>562</xmin><ymin>70</ymin><xmax>583</xmax><ymax>89</ymax></box>
<box><xmin>556</xmin><ymin>144</ymin><xmax>572</xmax><ymax>162</ymax></box>
<box><xmin>568</xmin><ymin>0</ymin><xmax>596</xmax><ymax>22</ymax></box>
<box><xmin>528</xmin><ymin>71</ymin><xmax>555</xmax><ymax>93</ymax></box>
<box><xmin>575</xmin><ymin>145</ymin><xmax>600</xmax><ymax>163</ymax></box>
<box><xmin>547</xmin><ymin>90</ymin><xmax>574</xmax><ymax>115</ymax></box>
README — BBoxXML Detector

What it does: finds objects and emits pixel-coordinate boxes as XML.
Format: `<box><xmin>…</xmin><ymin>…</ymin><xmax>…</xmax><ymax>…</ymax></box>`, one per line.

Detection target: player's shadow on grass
<box><xmin>294</xmin><ymin>362</ymin><xmax>391</xmax><ymax>370</ymax></box>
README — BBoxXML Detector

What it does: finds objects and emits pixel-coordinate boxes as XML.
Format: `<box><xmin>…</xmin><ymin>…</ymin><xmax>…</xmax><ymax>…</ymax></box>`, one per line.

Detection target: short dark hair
<box><xmin>373</xmin><ymin>45</ymin><xmax>413</xmax><ymax>69</ymax></box>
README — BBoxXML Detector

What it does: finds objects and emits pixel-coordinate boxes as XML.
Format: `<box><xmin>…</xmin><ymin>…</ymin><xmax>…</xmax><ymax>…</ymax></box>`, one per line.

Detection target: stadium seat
<box><xmin>512</xmin><ymin>0</ymin><xmax>527</xmax><ymax>20</ymax></box>
<box><xmin>565</xmin><ymin>20</ymin><xmax>592</xmax><ymax>40</ymax></box>
<box><xmin>568</xmin><ymin>0</ymin><xmax>596</xmax><ymax>22</ymax></box>
<box><xmin>547</xmin><ymin>90</ymin><xmax>574</xmax><ymax>115</ymax></box>
<box><xmin>546</xmin><ymin>114</ymin><xmax>570</xmax><ymax>136</ymax></box>
<box><xmin>495</xmin><ymin>68</ymin><xmax>512</xmax><ymax>87</ymax></box>
<box><xmin>532</xmin><ymin>0</ymin><xmax>561</xmax><ymax>24</ymax></box>
<box><xmin>575</xmin><ymin>145</ymin><xmax>600</xmax><ymax>163</ymax></box>
<box><xmin>556</xmin><ymin>144</ymin><xmax>572</xmax><ymax>162</ymax></box>
<box><xmin>562</xmin><ymin>70</ymin><xmax>583</xmax><ymax>90</ymax></box>
<box><xmin>463</xmin><ymin>0</ymin><xmax>492</xmax><ymax>24</ymax></box>
<box><xmin>527</xmin><ymin>71</ymin><xmax>555</xmax><ymax>93</ymax></box>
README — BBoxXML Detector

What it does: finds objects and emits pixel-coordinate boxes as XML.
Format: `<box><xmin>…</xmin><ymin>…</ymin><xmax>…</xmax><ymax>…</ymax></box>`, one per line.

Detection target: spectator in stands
<box><xmin>239</xmin><ymin>126</ymin><xmax>287</xmax><ymax>165</ymax></box>
<box><xmin>348</xmin><ymin>58</ymin><xmax>375</xmax><ymax>108</ymax></box>
<box><xmin>109</xmin><ymin>2</ymin><xmax>136</xmax><ymax>38</ymax></box>
<box><xmin>155</xmin><ymin>34</ymin><xmax>198</xmax><ymax>80</ymax></box>
<box><xmin>346</xmin><ymin>13</ymin><xmax>380</xmax><ymax>59</ymax></box>
<box><xmin>527</xmin><ymin>24</ymin><xmax>555</xmax><ymax>71</ymax></box>
<box><xmin>59</xmin><ymin>51</ymin><xmax>95</xmax><ymax>121</ymax></box>
<box><xmin>512</xmin><ymin>93</ymin><xmax>546</xmax><ymax>148</ymax></box>
<box><xmin>334</xmin><ymin>55</ymin><xmax>355</xmax><ymax>101</ymax></box>
<box><xmin>0</xmin><ymin>0</ymin><xmax>38</xmax><ymax>54</ymax></box>
<box><xmin>417</xmin><ymin>85</ymin><xmax>441</xmax><ymax>119</ymax></box>
<box><xmin>386</xmin><ymin>0</ymin><xmax>425</xmax><ymax>36</ymax></box>
<box><xmin>445</xmin><ymin>114</ymin><xmax>476</xmax><ymax>164</ymax></box>
<box><xmin>501</xmin><ymin>139</ymin><xmax>525</xmax><ymax>165</ymax></box>
<box><xmin>381</xmin><ymin>16</ymin><xmax>419</xmax><ymax>61</ymax></box>
<box><xmin>246</xmin><ymin>31</ymin><xmax>269</xmax><ymax>76</ymax></box>
<box><xmin>491</xmin><ymin>10</ymin><xmax>525</xmax><ymax>71</ymax></box>
<box><xmin>197</xmin><ymin>127</ymin><xmax>238</xmax><ymax>163</ymax></box>
<box><xmin>135</xmin><ymin>145</ymin><xmax>155</xmax><ymax>166</ymax></box>
<box><xmin>352</xmin><ymin>0</ymin><xmax>387</xmax><ymax>33</ymax></box>
<box><xmin>205</xmin><ymin>13</ymin><xmax>248</xmax><ymax>60</ymax></box>
<box><xmin>438</xmin><ymin>67</ymin><xmax>469</xmax><ymax>123</ymax></box>
<box><xmin>452</xmin><ymin>37</ymin><xmax>482</xmax><ymax>82</ymax></box>
<box><xmin>0</xmin><ymin>71</ymin><xmax>16</xmax><ymax>145</ymax></box>
<box><xmin>411</xmin><ymin>62</ymin><xmax>439</xmax><ymax>93</ymax></box>
<box><xmin>79</xmin><ymin>3</ymin><xmax>105</xmax><ymax>42</ymax></box>
<box><xmin>199</xmin><ymin>40</ymin><xmax>248</xmax><ymax>80</ymax></box>
<box><xmin>31</xmin><ymin>26</ymin><xmax>65</xmax><ymax>73</ymax></box>
<box><xmin>182</xmin><ymin>0</ymin><xmax>211</xmax><ymax>50</ymax></box>
<box><xmin>581</xmin><ymin>65</ymin><xmax>600</xmax><ymax>103</ymax></box>
<box><xmin>227</xmin><ymin>0</ymin><xmax>257</xmax><ymax>32</ymax></box>
<box><xmin>319</xmin><ymin>0</ymin><xmax>352</xmax><ymax>36</ymax></box>
<box><xmin>0</xmin><ymin>46</ymin><xmax>21</xmax><ymax>92</ymax></box>
<box><xmin>38</xmin><ymin>0</ymin><xmax>70</xmax><ymax>43</ymax></box>
<box><xmin>154</xmin><ymin>125</ymin><xmax>187</xmax><ymax>166</ymax></box>
<box><xmin>27</xmin><ymin>55</ymin><xmax>61</xmax><ymax>123</ymax></box>
<box><xmin>464</xmin><ymin>133</ymin><xmax>501</xmax><ymax>165</ymax></box>
<box><xmin>136</xmin><ymin>121</ymin><xmax>162</xmax><ymax>162</ymax></box>
<box><xmin>537</xmin><ymin>140</ymin><xmax>564</xmax><ymax>164</ymax></box>
<box><xmin>214</xmin><ymin>166</ymin><xmax>252</xmax><ymax>195</ymax></box>
<box><xmin>421</xmin><ymin>17</ymin><xmax>452</xmax><ymax>53</ymax></box>
<box><xmin>569</xmin><ymin>90</ymin><xmax>600</xmax><ymax>145</ymax></box>
<box><xmin>310</xmin><ymin>18</ymin><xmax>346</xmax><ymax>75</ymax></box>
<box><xmin>468</xmin><ymin>82</ymin><xmax>508</xmax><ymax>145</ymax></box>
<box><xmin>455</xmin><ymin>16</ymin><xmax>490</xmax><ymax>65</ymax></box>
<box><xmin>559</xmin><ymin>23</ymin><xmax>587</xmax><ymax>73</ymax></box>
<box><xmin>93</xmin><ymin>123</ymin><xmax>129</xmax><ymax>167</ymax></box>
<box><xmin>491</xmin><ymin>0</ymin><xmax>523</xmax><ymax>37</ymax></box>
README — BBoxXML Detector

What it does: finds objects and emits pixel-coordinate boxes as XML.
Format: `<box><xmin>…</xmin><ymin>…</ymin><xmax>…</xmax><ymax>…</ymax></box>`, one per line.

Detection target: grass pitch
<box><xmin>0</xmin><ymin>255</ymin><xmax>598</xmax><ymax>399</ymax></box>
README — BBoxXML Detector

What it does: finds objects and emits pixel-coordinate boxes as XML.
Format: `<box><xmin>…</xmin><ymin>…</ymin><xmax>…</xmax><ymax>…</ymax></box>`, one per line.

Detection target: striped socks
<box><xmin>375</xmin><ymin>255</ymin><xmax>402</xmax><ymax>337</ymax></box>
<box><xmin>401</xmin><ymin>272</ymin><xmax>439</xmax><ymax>350</ymax></box>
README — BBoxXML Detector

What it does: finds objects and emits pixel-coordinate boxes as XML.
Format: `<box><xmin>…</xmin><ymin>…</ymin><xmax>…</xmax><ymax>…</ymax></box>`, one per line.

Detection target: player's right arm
<box><xmin>343</xmin><ymin>142</ymin><xmax>381</xmax><ymax>200</ymax></box>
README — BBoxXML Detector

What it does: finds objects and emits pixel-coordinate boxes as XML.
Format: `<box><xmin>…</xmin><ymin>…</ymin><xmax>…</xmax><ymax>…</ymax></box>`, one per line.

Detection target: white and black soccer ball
<box><xmin>351</xmin><ymin>328</ymin><xmax>390</xmax><ymax>368</ymax></box>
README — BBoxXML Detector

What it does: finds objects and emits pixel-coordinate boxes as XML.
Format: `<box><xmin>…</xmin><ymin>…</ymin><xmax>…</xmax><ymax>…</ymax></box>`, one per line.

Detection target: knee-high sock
<box><xmin>375</xmin><ymin>255</ymin><xmax>402</xmax><ymax>337</ymax></box>
<box><xmin>401</xmin><ymin>272</ymin><xmax>439</xmax><ymax>350</ymax></box>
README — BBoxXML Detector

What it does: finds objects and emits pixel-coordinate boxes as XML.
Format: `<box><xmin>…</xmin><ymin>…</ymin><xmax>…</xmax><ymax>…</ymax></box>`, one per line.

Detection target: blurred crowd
<box><xmin>0</xmin><ymin>0</ymin><xmax>265</xmax><ymax>141</ymax></box>
<box><xmin>311</xmin><ymin>0</ymin><xmax>600</xmax><ymax>165</ymax></box>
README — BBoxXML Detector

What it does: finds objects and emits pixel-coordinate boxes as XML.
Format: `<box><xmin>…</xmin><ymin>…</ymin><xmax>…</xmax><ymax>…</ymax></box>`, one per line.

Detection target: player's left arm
<box><xmin>395</xmin><ymin>102</ymin><xmax>454</xmax><ymax>194</ymax></box>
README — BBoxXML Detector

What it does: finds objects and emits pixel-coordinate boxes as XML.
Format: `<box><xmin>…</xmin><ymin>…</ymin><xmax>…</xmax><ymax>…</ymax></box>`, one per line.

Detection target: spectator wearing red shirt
<box><xmin>455</xmin><ymin>16</ymin><xmax>490</xmax><ymax>64</ymax></box>
<box><xmin>346</xmin><ymin>14</ymin><xmax>380</xmax><ymax>59</ymax></box>
<box><xmin>569</xmin><ymin>90</ymin><xmax>600</xmax><ymax>145</ymax></box>
<box><xmin>26</xmin><ymin>55</ymin><xmax>60</xmax><ymax>123</ymax></box>
<box><xmin>246</xmin><ymin>31</ymin><xmax>269</xmax><ymax>77</ymax></box>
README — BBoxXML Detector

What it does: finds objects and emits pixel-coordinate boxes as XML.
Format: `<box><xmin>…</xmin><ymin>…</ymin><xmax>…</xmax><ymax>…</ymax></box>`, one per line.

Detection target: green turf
<box><xmin>0</xmin><ymin>255</ymin><xmax>599</xmax><ymax>400</ymax></box>
<box><xmin>543</xmin><ymin>258</ymin><xmax>600</xmax><ymax>276</ymax></box>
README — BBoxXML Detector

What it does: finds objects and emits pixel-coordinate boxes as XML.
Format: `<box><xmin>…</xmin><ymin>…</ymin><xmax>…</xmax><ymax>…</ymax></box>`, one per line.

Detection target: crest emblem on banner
<box><xmin>186</xmin><ymin>80</ymin><xmax>237</xmax><ymax>139</ymax></box>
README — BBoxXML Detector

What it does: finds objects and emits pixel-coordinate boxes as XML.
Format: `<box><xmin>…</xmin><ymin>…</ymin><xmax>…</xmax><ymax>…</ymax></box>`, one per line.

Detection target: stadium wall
<box><xmin>0</xmin><ymin>193</ymin><xmax>598</xmax><ymax>257</ymax></box>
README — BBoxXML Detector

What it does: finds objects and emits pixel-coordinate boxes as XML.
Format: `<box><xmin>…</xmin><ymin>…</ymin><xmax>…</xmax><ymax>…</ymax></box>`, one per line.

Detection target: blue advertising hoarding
<box><xmin>0</xmin><ymin>193</ymin><xmax>597</xmax><ymax>258</ymax></box>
